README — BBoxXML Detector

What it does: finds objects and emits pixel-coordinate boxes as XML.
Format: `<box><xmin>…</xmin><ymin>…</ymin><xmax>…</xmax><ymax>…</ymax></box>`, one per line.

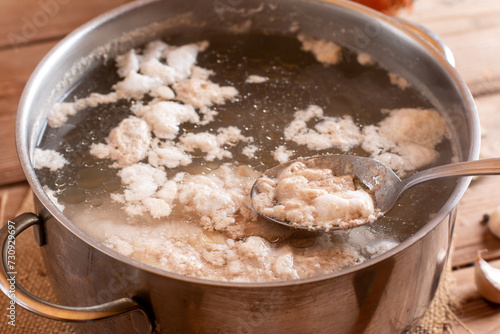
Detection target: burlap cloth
<box><xmin>0</xmin><ymin>191</ymin><xmax>464</xmax><ymax>334</ymax></box>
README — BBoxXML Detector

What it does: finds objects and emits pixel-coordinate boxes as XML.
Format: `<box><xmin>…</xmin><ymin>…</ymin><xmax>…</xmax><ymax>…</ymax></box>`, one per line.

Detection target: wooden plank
<box><xmin>454</xmin><ymin>176</ymin><xmax>500</xmax><ymax>268</ymax></box>
<box><xmin>0</xmin><ymin>115</ymin><xmax>25</xmax><ymax>186</ymax></box>
<box><xmin>0</xmin><ymin>1</ymin><xmax>498</xmax><ymax>333</ymax></box>
<box><xmin>474</xmin><ymin>93</ymin><xmax>500</xmax><ymax>161</ymax></box>
<box><xmin>452</xmin><ymin>259</ymin><xmax>500</xmax><ymax>334</ymax></box>
<box><xmin>0</xmin><ymin>182</ymin><xmax>31</xmax><ymax>227</ymax></box>
<box><xmin>401</xmin><ymin>0</ymin><xmax>500</xmax><ymax>93</ymax></box>
<box><xmin>451</xmin><ymin>87</ymin><xmax>500</xmax><ymax>334</ymax></box>
<box><xmin>0</xmin><ymin>41</ymin><xmax>58</xmax><ymax>186</ymax></box>
<box><xmin>0</xmin><ymin>0</ymin><xmax>132</xmax><ymax>49</ymax></box>
<box><xmin>452</xmin><ymin>93</ymin><xmax>500</xmax><ymax>268</ymax></box>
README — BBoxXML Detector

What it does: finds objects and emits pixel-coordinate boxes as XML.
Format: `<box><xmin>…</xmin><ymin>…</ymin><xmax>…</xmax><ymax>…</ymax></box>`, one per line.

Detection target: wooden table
<box><xmin>1</xmin><ymin>0</ymin><xmax>499</xmax><ymax>332</ymax></box>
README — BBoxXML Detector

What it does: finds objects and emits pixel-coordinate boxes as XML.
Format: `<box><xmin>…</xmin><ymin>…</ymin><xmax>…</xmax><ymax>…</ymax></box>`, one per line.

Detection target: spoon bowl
<box><xmin>251</xmin><ymin>155</ymin><xmax>500</xmax><ymax>232</ymax></box>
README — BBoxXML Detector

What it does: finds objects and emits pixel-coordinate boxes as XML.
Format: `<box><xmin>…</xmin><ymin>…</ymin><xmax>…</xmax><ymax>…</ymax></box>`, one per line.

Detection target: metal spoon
<box><xmin>250</xmin><ymin>155</ymin><xmax>500</xmax><ymax>231</ymax></box>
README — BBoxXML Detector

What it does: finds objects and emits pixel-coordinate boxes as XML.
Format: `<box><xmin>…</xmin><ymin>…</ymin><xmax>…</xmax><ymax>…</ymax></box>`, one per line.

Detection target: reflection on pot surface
<box><xmin>35</xmin><ymin>32</ymin><xmax>456</xmax><ymax>282</ymax></box>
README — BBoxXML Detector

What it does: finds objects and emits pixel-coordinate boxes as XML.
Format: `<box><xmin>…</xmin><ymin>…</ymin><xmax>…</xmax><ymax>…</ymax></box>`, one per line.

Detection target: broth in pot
<box><xmin>34</xmin><ymin>32</ymin><xmax>456</xmax><ymax>282</ymax></box>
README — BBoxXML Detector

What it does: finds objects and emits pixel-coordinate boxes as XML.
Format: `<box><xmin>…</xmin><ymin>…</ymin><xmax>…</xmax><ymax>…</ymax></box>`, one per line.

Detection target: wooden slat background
<box><xmin>1</xmin><ymin>0</ymin><xmax>500</xmax><ymax>332</ymax></box>
<box><xmin>403</xmin><ymin>1</ymin><xmax>500</xmax><ymax>332</ymax></box>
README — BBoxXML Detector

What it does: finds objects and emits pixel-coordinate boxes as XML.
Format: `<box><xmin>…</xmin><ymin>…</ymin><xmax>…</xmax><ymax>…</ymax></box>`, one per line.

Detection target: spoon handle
<box><xmin>403</xmin><ymin>158</ymin><xmax>500</xmax><ymax>190</ymax></box>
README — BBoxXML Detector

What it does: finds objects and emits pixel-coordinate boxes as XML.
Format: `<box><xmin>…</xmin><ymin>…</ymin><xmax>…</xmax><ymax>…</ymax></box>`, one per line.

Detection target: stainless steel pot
<box><xmin>0</xmin><ymin>0</ymin><xmax>479</xmax><ymax>333</ymax></box>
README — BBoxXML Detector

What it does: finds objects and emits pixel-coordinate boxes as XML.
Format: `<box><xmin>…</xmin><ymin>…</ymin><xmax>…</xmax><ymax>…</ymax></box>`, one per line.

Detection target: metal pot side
<box><xmin>36</xmin><ymin>200</ymin><xmax>455</xmax><ymax>333</ymax></box>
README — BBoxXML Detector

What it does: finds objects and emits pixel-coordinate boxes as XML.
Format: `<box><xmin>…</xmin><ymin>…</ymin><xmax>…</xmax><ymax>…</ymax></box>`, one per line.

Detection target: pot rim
<box><xmin>16</xmin><ymin>0</ymin><xmax>480</xmax><ymax>287</ymax></box>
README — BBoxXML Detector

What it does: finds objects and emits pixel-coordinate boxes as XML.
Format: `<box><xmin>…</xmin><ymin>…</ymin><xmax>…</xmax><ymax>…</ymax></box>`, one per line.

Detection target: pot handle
<box><xmin>0</xmin><ymin>213</ymin><xmax>153</xmax><ymax>332</ymax></box>
<box><xmin>395</xmin><ymin>18</ymin><xmax>455</xmax><ymax>67</ymax></box>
